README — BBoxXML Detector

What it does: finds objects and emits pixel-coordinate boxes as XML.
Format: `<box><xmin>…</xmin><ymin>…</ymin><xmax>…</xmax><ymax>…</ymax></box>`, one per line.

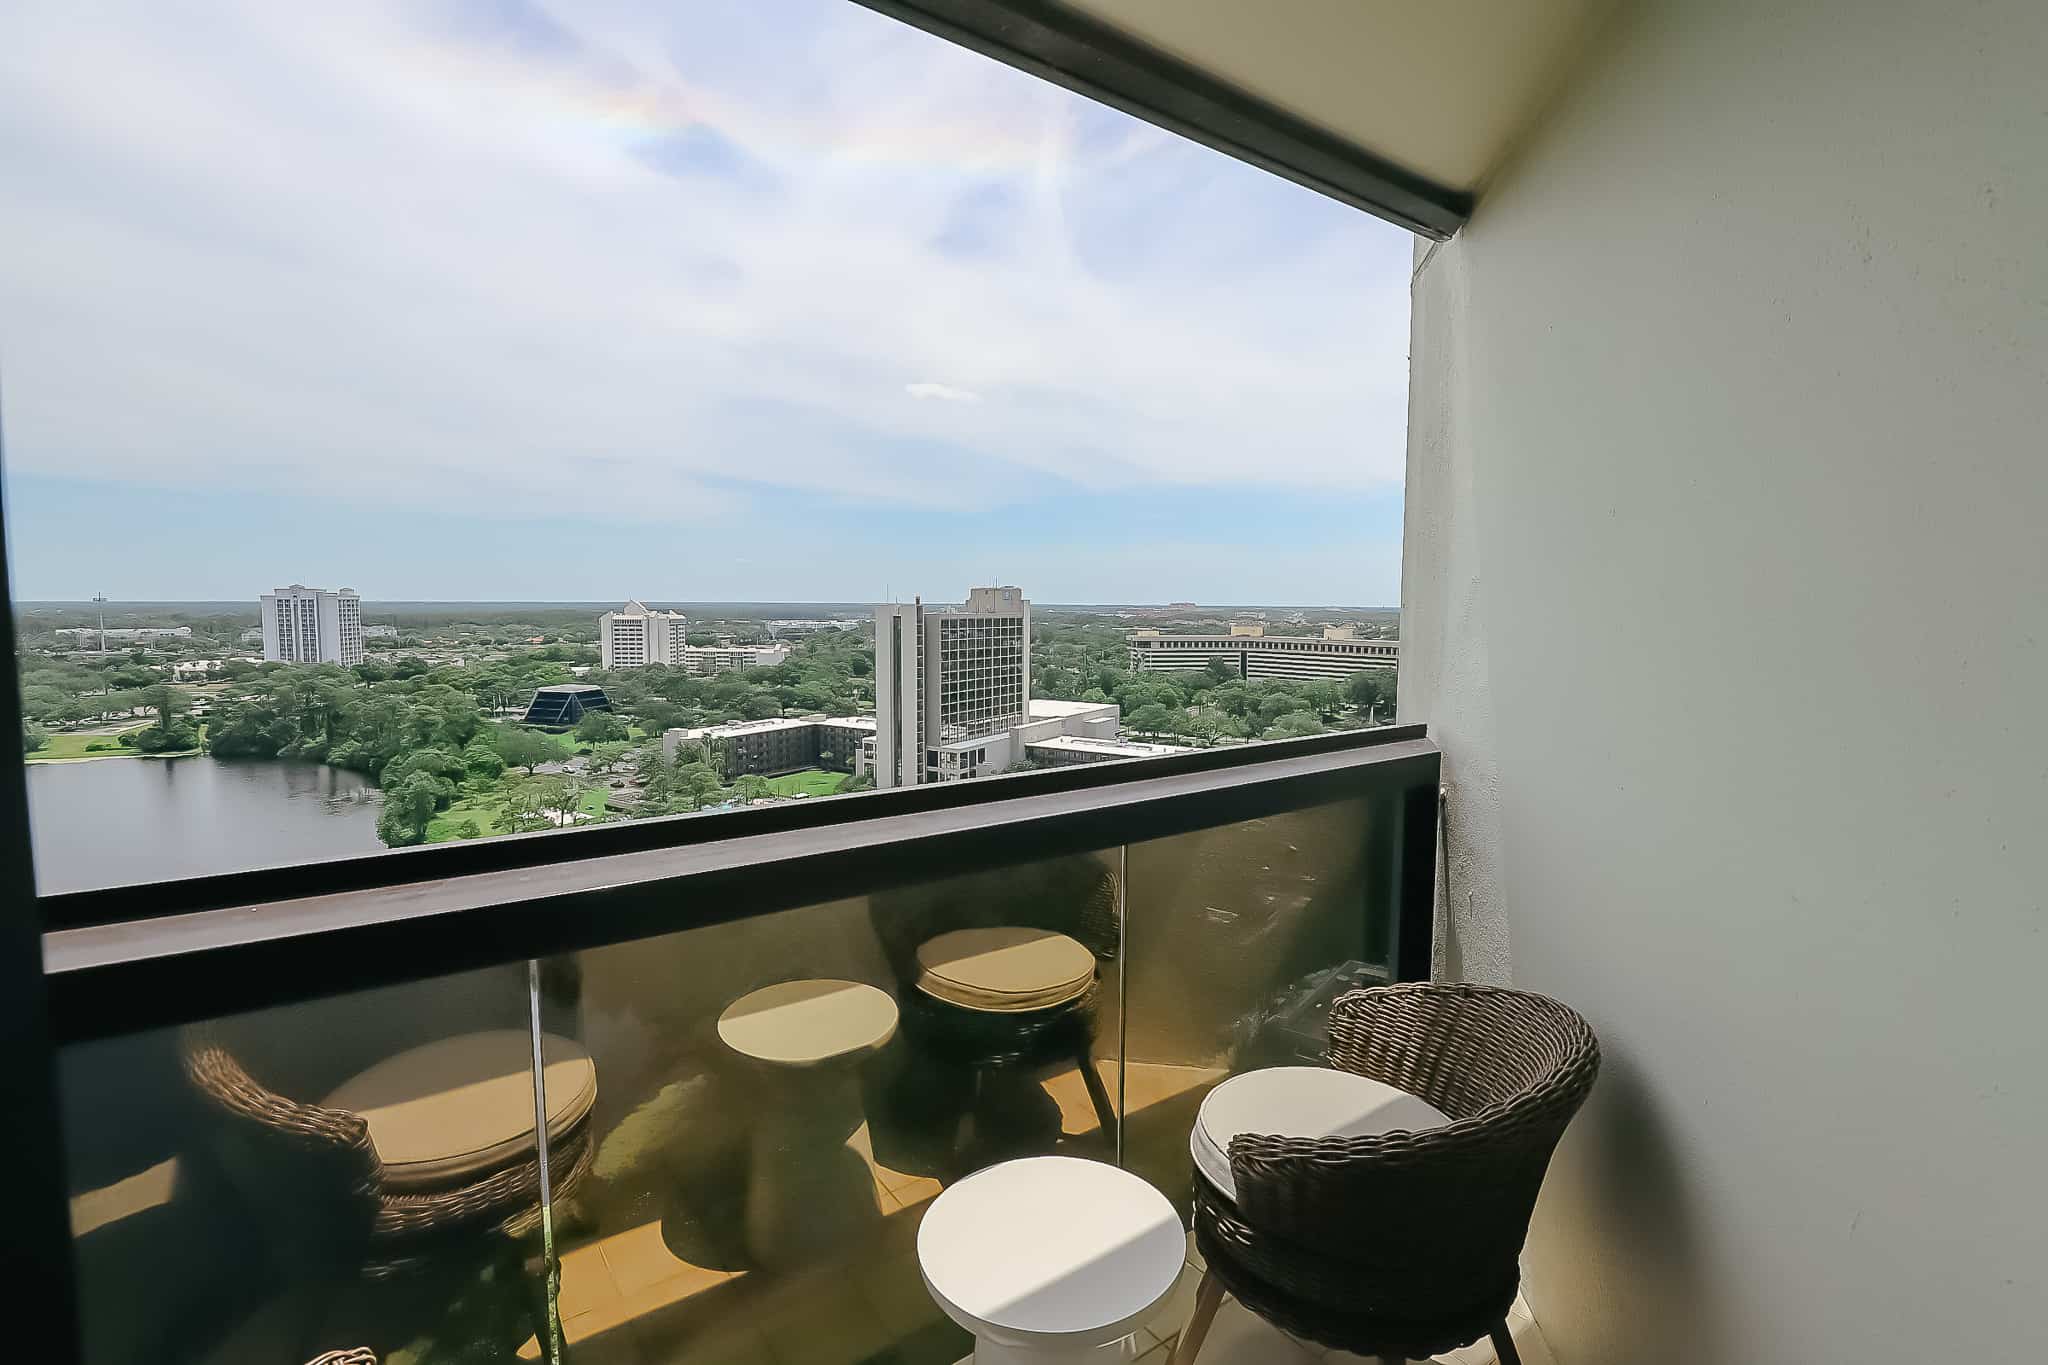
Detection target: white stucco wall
<box><xmin>1400</xmin><ymin>1</ymin><xmax>2047</xmax><ymax>1360</ymax></box>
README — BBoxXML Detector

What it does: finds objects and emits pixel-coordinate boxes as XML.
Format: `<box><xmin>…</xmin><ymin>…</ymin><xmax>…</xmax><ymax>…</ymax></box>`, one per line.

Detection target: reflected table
<box><xmin>717</xmin><ymin>979</ymin><xmax>899</xmax><ymax>1268</ymax></box>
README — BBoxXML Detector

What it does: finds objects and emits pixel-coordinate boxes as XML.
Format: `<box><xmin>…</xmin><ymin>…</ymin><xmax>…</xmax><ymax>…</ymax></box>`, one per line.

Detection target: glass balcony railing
<box><xmin>45</xmin><ymin>733</ymin><xmax>1436</xmax><ymax>1365</ymax></box>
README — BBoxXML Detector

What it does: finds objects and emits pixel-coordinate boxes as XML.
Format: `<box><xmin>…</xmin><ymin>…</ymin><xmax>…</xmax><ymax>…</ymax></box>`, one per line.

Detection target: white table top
<box><xmin>918</xmin><ymin>1156</ymin><xmax>1185</xmax><ymax>1341</ymax></box>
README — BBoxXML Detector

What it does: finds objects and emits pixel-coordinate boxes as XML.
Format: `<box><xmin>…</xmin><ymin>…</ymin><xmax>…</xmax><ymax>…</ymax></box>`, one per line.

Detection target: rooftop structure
<box><xmin>1024</xmin><ymin>734</ymin><xmax>1189</xmax><ymax>765</ymax></box>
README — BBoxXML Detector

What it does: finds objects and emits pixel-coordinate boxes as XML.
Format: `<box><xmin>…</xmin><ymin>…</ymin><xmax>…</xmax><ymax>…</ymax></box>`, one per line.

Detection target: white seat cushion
<box><xmin>914</xmin><ymin>927</ymin><xmax>1095</xmax><ymax>1013</ymax></box>
<box><xmin>321</xmin><ymin>1030</ymin><xmax>596</xmax><ymax>1191</ymax></box>
<box><xmin>1191</xmin><ymin>1066</ymin><xmax>1449</xmax><ymax>1202</ymax></box>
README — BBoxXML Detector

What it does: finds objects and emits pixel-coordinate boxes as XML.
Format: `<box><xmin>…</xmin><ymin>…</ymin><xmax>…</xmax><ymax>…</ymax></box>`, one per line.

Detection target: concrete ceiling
<box><xmin>1057</xmin><ymin>0</ymin><xmax>1613</xmax><ymax>193</ymax></box>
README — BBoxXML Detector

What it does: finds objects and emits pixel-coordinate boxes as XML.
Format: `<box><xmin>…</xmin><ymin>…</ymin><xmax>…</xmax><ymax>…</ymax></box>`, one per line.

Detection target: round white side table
<box><xmin>919</xmin><ymin>1155</ymin><xmax>1185</xmax><ymax>1365</ymax></box>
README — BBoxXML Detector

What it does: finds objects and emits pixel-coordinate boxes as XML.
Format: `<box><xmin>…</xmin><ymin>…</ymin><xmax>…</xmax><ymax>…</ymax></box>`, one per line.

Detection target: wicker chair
<box><xmin>1174</xmin><ymin>983</ymin><xmax>1600</xmax><ymax>1365</ymax></box>
<box><xmin>181</xmin><ymin>1033</ymin><xmax>596</xmax><ymax>1356</ymax></box>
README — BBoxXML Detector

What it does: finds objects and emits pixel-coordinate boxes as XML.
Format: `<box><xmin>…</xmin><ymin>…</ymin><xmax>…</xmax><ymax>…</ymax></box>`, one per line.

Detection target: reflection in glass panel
<box><xmin>50</xmin><ymin>798</ymin><xmax>1410</xmax><ymax>1364</ymax></box>
<box><xmin>59</xmin><ymin>964</ymin><xmax>552</xmax><ymax>1364</ymax></box>
<box><xmin>535</xmin><ymin>849</ymin><xmax>1120</xmax><ymax>1364</ymax></box>
<box><xmin>1120</xmin><ymin>796</ymin><xmax>1395</xmax><ymax>1212</ymax></box>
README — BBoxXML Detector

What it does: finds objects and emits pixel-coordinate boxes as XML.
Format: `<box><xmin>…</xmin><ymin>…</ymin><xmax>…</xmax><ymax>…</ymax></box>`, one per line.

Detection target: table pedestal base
<box><xmin>968</xmin><ymin>1333</ymin><xmax>1143</xmax><ymax>1365</ymax></box>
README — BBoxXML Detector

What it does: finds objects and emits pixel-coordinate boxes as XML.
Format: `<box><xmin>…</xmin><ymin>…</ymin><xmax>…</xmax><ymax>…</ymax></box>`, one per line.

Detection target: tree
<box><xmin>462</xmin><ymin>737</ymin><xmax>507</xmax><ymax>779</ymax></box>
<box><xmin>575</xmin><ymin>709</ymin><xmax>627</xmax><ymax>744</ymax></box>
<box><xmin>635</xmin><ymin>699</ymin><xmax>684</xmax><ymax>735</ymax></box>
<box><xmin>22</xmin><ymin>723</ymin><xmax>49</xmax><ymax>753</ymax></box>
<box><xmin>377</xmin><ymin>772</ymin><xmax>444</xmax><ymax>847</ymax></box>
<box><xmin>495</xmin><ymin>726</ymin><xmax>558</xmax><ymax>776</ymax></box>
<box><xmin>1265</xmin><ymin>710</ymin><xmax>1327</xmax><ymax>740</ymax></box>
<box><xmin>1302</xmin><ymin>680</ymin><xmax>1349</xmax><ymax>723</ymax></box>
<box><xmin>733</xmin><ymin>774</ymin><xmax>772</xmax><ymax>803</ymax></box>
<box><xmin>140</xmin><ymin>684</ymin><xmax>188</xmax><ymax>729</ymax></box>
<box><xmin>1346</xmin><ymin>668</ymin><xmax>1395</xmax><ymax>715</ymax></box>
<box><xmin>587</xmin><ymin>740</ymin><xmax>631</xmax><ymax>773</ymax></box>
<box><xmin>1253</xmin><ymin>691</ymin><xmax>1302</xmax><ymax>734</ymax></box>
<box><xmin>1126</xmin><ymin>703</ymin><xmax>1181</xmax><ymax>735</ymax></box>
<box><xmin>383</xmin><ymin>746</ymin><xmax>465</xmax><ymax>794</ymax></box>
<box><xmin>677</xmin><ymin>764</ymin><xmax>724</xmax><ymax>810</ymax></box>
<box><xmin>519</xmin><ymin>777</ymin><xmax>588</xmax><ymax>827</ymax></box>
<box><xmin>635</xmin><ymin>746</ymin><xmax>675</xmax><ymax>803</ymax></box>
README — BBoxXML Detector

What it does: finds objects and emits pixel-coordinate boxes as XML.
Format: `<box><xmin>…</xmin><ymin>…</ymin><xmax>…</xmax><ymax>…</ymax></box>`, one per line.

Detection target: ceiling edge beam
<box><xmin>847</xmin><ymin>0</ymin><xmax>1472</xmax><ymax>239</ymax></box>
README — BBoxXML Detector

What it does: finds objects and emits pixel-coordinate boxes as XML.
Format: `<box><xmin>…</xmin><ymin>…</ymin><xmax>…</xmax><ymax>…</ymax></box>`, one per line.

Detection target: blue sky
<box><xmin>0</xmin><ymin>0</ymin><xmax>1413</xmax><ymax>605</ymax></box>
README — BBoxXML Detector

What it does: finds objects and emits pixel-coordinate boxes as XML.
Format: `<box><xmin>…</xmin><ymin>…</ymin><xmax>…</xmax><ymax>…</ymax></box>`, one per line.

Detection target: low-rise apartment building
<box><xmin>1127</xmin><ymin>623</ymin><xmax>1398</xmax><ymax>682</ymax></box>
<box><xmin>681</xmin><ymin>643</ymin><xmax>790</xmax><ymax>675</ymax></box>
<box><xmin>665</xmin><ymin>715</ymin><xmax>879</xmax><ymax>779</ymax></box>
<box><xmin>54</xmin><ymin>626</ymin><xmax>192</xmax><ymax>641</ymax></box>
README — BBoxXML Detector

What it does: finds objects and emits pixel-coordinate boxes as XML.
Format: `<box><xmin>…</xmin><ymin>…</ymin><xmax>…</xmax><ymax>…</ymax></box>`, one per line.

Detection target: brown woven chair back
<box><xmin>1206</xmin><ymin>982</ymin><xmax>1599</xmax><ymax>1355</ymax></box>
<box><xmin>182</xmin><ymin>1034</ymin><xmax>382</xmax><ymax>1257</ymax></box>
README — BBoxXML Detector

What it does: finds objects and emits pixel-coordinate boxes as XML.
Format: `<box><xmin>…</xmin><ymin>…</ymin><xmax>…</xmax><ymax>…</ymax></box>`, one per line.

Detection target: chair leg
<box><xmin>1169</xmin><ymin>1270</ymin><xmax>1225</xmax><ymax>1365</ymax></box>
<box><xmin>1077</xmin><ymin>1049</ymin><xmax>1118</xmax><ymax>1140</ymax></box>
<box><xmin>1490</xmin><ymin>1319</ymin><xmax>1523</xmax><ymax>1365</ymax></box>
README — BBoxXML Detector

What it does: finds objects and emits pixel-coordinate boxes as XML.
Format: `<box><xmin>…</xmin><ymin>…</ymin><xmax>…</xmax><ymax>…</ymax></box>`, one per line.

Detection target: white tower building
<box><xmin>260</xmin><ymin>585</ymin><xmax>363</xmax><ymax>666</ymax></box>
<box><xmin>599</xmin><ymin>600</ymin><xmax>688</xmax><ymax>670</ymax></box>
<box><xmin>873</xmin><ymin>586</ymin><xmax>1031</xmax><ymax>788</ymax></box>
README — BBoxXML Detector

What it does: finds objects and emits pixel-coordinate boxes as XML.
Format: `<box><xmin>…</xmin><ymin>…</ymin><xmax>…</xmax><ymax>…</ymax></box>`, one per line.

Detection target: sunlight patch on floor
<box><xmin>520</xmin><ymin>1059</ymin><xmax>1227</xmax><ymax>1359</ymax></box>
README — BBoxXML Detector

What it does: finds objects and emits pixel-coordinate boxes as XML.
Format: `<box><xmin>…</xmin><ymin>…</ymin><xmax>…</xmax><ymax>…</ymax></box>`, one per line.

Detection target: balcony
<box><xmin>42</xmin><ymin>731</ymin><xmax>1438</xmax><ymax>1365</ymax></box>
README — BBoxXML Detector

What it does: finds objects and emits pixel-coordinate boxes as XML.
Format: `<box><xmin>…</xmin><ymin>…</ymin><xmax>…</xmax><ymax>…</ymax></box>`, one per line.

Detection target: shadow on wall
<box><xmin>1524</xmin><ymin>1044</ymin><xmax>1727</xmax><ymax>1365</ymax></box>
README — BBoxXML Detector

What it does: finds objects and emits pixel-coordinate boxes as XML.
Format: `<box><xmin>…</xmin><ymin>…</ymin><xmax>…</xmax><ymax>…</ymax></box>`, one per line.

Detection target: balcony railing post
<box><xmin>0</xmin><ymin>411</ymin><xmax>85</xmax><ymax>1365</ymax></box>
<box><xmin>1395</xmin><ymin>773</ymin><xmax>1441</xmax><ymax>982</ymax></box>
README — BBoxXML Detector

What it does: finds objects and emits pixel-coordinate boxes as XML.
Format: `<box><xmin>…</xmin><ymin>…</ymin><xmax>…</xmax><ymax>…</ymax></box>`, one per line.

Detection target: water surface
<box><xmin>27</xmin><ymin>756</ymin><xmax>383</xmax><ymax>894</ymax></box>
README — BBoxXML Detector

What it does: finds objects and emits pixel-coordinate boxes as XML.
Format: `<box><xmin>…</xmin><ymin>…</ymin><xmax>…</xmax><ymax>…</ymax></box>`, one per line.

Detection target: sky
<box><xmin>0</xmin><ymin>0</ymin><xmax>1414</xmax><ymax>606</ymax></box>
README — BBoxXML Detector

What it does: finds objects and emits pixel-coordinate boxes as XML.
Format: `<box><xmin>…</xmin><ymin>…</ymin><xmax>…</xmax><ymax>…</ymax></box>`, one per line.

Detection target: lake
<box><xmin>26</xmin><ymin>756</ymin><xmax>384</xmax><ymax>894</ymax></box>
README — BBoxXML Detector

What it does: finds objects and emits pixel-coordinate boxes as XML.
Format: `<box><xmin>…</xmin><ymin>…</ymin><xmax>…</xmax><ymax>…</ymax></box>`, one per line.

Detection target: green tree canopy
<box><xmin>377</xmin><ymin>772</ymin><xmax>446</xmax><ymax>847</ymax></box>
<box><xmin>495</xmin><ymin>726</ymin><xmax>559</xmax><ymax>775</ymax></box>
<box><xmin>574</xmin><ymin>709</ymin><xmax>628</xmax><ymax>743</ymax></box>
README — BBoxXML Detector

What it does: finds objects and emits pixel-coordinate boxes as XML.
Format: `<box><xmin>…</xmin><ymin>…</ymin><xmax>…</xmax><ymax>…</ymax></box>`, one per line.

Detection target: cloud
<box><xmin>905</xmin><ymin>382</ymin><xmax>982</xmax><ymax>404</ymax></box>
<box><xmin>0</xmin><ymin>0</ymin><xmax>1413</xmax><ymax>528</ymax></box>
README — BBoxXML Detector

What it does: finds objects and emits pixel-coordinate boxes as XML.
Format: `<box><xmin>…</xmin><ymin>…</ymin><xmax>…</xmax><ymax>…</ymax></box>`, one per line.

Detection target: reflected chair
<box><xmin>1172</xmin><ymin>984</ymin><xmax>1599</xmax><ymax>1365</ymax></box>
<box><xmin>181</xmin><ymin>1028</ymin><xmax>598</xmax><ymax>1358</ymax></box>
<box><xmin>866</xmin><ymin>856</ymin><xmax>1121</xmax><ymax>1172</ymax></box>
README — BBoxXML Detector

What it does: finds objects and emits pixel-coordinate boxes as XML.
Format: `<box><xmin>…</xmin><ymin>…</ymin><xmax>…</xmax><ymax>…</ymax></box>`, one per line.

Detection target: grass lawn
<box><xmin>764</xmin><ymin>768</ymin><xmax>850</xmax><ymax>798</ymax></box>
<box><xmin>426</xmin><ymin>792</ymin><xmax>511</xmax><ymax>842</ymax></box>
<box><xmin>28</xmin><ymin>728</ymin><xmax>147</xmax><ymax>761</ymax></box>
<box><xmin>27</xmin><ymin>726</ymin><xmax>203</xmax><ymax>761</ymax></box>
<box><xmin>426</xmin><ymin>777</ymin><xmax>616</xmax><ymax>842</ymax></box>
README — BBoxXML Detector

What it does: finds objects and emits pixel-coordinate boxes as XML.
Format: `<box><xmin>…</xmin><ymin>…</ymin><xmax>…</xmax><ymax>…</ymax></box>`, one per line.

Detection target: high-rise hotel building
<box><xmin>874</xmin><ymin>586</ymin><xmax>1031</xmax><ymax>788</ymax></box>
<box><xmin>260</xmin><ymin>585</ymin><xmax>363</xmax><ymax>666</ymax></box>
<box><xmin>599</xmin><ymin>600</ymin><xmax>688</xmax><ymax>670</ymax></box>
